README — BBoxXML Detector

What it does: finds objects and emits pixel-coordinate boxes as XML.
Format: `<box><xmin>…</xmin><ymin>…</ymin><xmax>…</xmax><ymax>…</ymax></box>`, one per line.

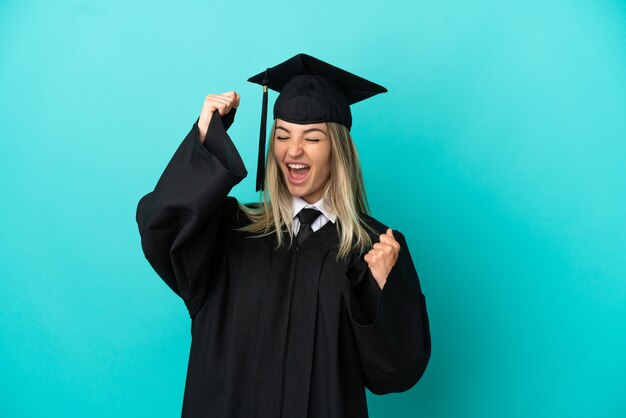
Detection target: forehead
<box><xmin>275</xmin><ymin>119</ymin><xmax>327</xmax><ymax>134</ymax></box>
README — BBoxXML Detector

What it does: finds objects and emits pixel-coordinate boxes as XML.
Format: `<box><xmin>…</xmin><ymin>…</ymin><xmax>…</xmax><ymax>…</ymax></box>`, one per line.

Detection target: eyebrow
<box><xmin>275</xmin><ymin>126</ymin><xmax>327</xmax><ymax>135</ymax></box>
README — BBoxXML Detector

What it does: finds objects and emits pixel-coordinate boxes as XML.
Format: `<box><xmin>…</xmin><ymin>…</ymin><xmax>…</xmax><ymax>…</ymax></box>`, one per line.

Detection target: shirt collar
<box><xmin>292</xmin><ymin>196</ymin><xmax>337</xmax><ymax>224</ymax></box>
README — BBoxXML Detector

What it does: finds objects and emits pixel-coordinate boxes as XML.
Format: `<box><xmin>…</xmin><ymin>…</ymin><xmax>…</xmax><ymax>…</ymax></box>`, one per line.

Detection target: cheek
<box><xmin>273</xmin><ymin>142</ymin><xmax>285</xmax><ymax>161</ymax></box>
<box><xmin>316</xmin><ymin>147</ymin><xmax>332</xmax><ymax>180</ymax></box>
<box><xmin>322</xmin><ymin>159</ymin><xmax>332</xmax><ymax>181</ymax></box>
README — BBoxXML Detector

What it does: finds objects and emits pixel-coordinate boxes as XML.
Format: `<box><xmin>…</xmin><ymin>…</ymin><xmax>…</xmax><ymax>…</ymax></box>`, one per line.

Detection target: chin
<box><xmin>287</xmin><ymin>186</ymin><xmax>309</xmax><ymax>198</ymax></box>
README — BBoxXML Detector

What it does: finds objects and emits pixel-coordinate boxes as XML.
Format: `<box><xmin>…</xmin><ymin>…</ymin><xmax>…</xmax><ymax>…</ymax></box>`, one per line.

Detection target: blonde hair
<box><xmin>238</xmin><ymin>120</ymin><xmax>374</xmax><ymax>259</ymax></box>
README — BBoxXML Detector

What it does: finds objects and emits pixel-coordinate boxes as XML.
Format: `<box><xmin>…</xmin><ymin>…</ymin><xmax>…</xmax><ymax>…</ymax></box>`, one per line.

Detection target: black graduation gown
<box><xmin>136</xmin><ymin>111</ymin><xmax>431</xmax><ymax>418</ymax></box>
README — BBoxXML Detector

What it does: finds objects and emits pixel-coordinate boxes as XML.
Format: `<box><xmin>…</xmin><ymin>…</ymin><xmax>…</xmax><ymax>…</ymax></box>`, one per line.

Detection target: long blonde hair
<box><xmin>239</xmin><ymin>120</ymin><xmax>374</xmax><ymax>259</ymax></box>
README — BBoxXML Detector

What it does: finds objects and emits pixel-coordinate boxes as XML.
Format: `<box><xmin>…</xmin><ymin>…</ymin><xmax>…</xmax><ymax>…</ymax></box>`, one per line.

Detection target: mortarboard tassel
<box><xmin>256</xmin><ymin>74</ymin><xmax>269</xmax><ymax>192</ymax></box>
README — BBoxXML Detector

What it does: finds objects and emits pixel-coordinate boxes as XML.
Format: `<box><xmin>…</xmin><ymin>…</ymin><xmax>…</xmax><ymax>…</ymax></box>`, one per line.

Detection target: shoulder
<box><xmin>221</xmin><ymin>197</ymin><xmax>253</xmax><ymax>228</ymax></box>
<box><xmin>361</xmin><ymin>213</ymin><xmax>390</xmax><ymax>235</ymax></box>
<box><xmin>361</xmin><ymin>213</ymin><xmax>407</xmax><ymax>242</ymax></box>
<box><xmin>239</xmin><ymin>201</ymin><xmax>263</xmax><ymax>210</ymax></box>
<box><xmin>230</xmin><ymin>200</ymin><xmax>267</xmax><ymax>229</ymax></box>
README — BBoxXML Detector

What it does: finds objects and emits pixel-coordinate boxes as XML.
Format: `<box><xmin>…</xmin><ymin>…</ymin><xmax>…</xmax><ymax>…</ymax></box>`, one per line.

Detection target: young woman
<box><xmin>137</xmin><ymin>54</ymin><xmax>430</xmax><ymax>418</ymax></box>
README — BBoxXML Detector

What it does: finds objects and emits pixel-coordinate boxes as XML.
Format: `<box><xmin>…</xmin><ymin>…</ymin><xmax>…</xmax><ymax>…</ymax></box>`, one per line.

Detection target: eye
<box><xmin>305</xmin><ymin>138</ymin><xmax>321</xmax><ymax>143</ymax></box>
<box><xmin>276</xmin><ymin>136</ymin><xmax>289</xmax><ymax>141</ymax></box>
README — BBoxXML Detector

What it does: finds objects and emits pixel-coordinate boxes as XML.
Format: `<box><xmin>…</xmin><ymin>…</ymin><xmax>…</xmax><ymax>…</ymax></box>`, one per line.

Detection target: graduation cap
<box><xmin>247</xmin><ymin>53</ymin><xmax>387</xmax><ymax>191</ymax></box>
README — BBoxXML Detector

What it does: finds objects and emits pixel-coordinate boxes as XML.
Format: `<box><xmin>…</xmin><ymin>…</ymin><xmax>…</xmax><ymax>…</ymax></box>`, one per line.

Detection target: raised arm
<box><xmin>136</xmin><ymin>92</ymin><xmax>246</xmax><ymax>317</ymax></box>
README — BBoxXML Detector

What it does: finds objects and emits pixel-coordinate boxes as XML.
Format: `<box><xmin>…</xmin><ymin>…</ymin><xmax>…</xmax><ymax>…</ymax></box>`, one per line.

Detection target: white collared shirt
<box><xmin>292</xmin><ymin>196</ymin><xmax>337</xmax><ymax>234</ymax></box>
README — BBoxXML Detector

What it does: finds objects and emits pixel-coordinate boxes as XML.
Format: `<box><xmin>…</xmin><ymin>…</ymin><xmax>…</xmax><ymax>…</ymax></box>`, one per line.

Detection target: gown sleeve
<box><xmin>136</xmin><ymin>110</ymin><xmax>247</xmax><ymax>317</ymax></box>
<box><xmin>344</xmin><ymin>230</ymin><xmax>431</xmax><ymax>394</ymax></box>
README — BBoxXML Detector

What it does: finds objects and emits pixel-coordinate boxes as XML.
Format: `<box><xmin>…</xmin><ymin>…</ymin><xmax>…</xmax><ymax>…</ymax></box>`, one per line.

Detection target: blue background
<box><xmin>1</xmin><ymin>0</ymin><xmax>625</xmax><ymax>417</ymax></box>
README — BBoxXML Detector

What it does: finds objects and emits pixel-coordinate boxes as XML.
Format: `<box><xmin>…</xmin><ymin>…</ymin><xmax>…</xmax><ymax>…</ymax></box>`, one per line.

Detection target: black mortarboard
<box><xmin>247</xmin><ymin>53</ymin><xmax>387</xmax><ymax>191</ymax></box>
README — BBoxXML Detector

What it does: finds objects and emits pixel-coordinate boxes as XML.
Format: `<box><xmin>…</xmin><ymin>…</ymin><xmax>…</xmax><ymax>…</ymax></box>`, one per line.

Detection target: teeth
<box><xmin>288</xmin><ymin>163</ymin><xmax>309</xmax><ymax>169</ymax></box>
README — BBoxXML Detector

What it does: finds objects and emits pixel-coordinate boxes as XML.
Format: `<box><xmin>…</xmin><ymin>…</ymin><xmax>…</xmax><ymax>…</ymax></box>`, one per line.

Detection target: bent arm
<box><xmin>344</xmin><ymin>231</ymin><xmax>431</xmax><ymax>394</ymax></box>
<box><xmin>136</xmin><ymin>111</ymin><xmax>246</xmax><ymax>317</ymax></box>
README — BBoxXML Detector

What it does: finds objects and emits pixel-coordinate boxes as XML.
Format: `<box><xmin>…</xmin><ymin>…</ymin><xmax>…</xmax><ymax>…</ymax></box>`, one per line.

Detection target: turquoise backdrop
<box><xmin>1</xmin><ymin>0</ymin><xmax>625</xmax><ymax>417</ymax></box>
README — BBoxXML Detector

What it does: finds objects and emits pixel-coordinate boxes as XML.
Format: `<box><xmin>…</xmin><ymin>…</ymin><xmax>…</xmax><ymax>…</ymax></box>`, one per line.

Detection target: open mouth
<box><xmin>286</xmin><ymin>163</ymin><xmax>310</xmax><ymax>183</ymax></box>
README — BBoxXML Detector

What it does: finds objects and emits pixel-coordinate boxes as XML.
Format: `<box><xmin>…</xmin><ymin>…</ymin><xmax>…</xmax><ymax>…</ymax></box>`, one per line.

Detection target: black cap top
<box><xmin>247</xmin><ymin>53</ymin><xmax>387</xmax><ymax>191</ymax></box>
<box><xmin>248</xmin><ymin>53</ymin><xmax>387</xmax><ymax>130</ymax></box>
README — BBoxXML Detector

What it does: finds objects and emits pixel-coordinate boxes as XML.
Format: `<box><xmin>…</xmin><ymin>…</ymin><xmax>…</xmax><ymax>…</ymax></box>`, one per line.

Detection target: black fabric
<box><xmin>273</xmin><ymin>74</ymin><xmax>353</xmax><ymax>129</ymax></box>
<box><xmin>136</xmin><ymin>114</ymin><xmax>431</xmax><ymax>417</ymax></box>
<box><xmin>296</xmin><ymin>208</ymin><xmax>322</xmax><ymax>247</ymax></box>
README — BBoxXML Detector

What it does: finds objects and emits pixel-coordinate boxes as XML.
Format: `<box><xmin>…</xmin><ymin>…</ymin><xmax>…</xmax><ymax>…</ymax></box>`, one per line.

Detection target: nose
<box><xmin>286</xmin><ymin>138</ymin><xmax>303</xmax><ymax>158</ymax></box>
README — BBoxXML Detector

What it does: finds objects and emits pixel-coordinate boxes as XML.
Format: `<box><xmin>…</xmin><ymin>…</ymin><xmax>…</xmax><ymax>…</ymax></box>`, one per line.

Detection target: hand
<box><xmin>198</xmin><ymin>91</ymin><xmax>241</xmax><ymax>144</ymax></box>
<box><xmin>364</xmin><ymin>228</ymin><xmax>401</xmax><ymax>289</ymax></box>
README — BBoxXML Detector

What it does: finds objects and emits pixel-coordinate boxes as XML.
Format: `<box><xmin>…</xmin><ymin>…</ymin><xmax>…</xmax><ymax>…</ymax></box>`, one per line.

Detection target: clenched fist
<box><xmin>364</xmin><ymin>228</ymin><xmax>401</xmax><ymax>289</ymax></box>
<box><xmin>198</xmin><ymin>91</ymin><xmax>241</xmax><ymax>144</ymax></box>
